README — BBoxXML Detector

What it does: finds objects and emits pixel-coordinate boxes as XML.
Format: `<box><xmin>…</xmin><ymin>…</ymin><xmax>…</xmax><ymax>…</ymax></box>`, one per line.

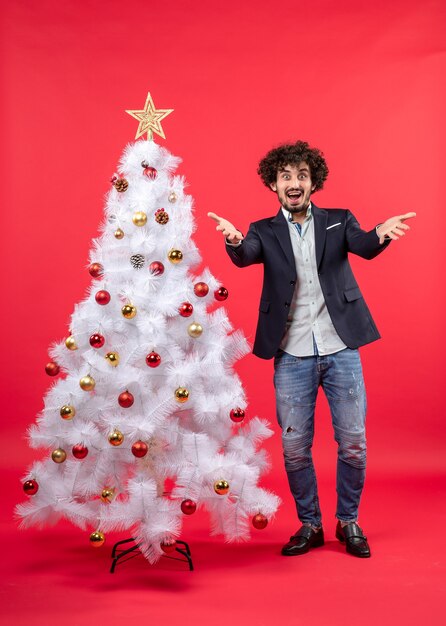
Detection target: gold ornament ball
<box><xmin>60</xmin><ymin>405</ymin><xmax>76</xmax><ymax>420</ymax></box>
<box><xmin>105</xmin><ymin>352</ymin><xmax>120</xmax><ymax>367</ymax></box>
<box><xmin>175</xmin><ymin>387</ymin><xmax>189</xmax><ymax>403</ymax></box>
<box><xmin>167</xmin><ymin>249</ymin><xmax>183</xmax><ymax>264</ymax></box>
<box><xmin>100</xmin><ymin>487</ymin><xmax>115</xmax><ymax>503</ymax></box>
<box><xmin>89</xmin><ymin>531</ymin><xmax>105</xmax><ymax>547</ymax></box>
<box><xmin>65</xmin><ymin>336</ymin><xmax>78</xmax><ymax>351</ymax></box>
<box><xmin>114</xmin><ymin>228</ymin><xmax>125</xmax><ymax>239</ymax></box>
<box><xmin>51</xmin><ymin>448</ymin><xmax>67</xmax><ymax>464</ymax></box>
<box><xmin>168</xmin><ymin>191</ymin><xmax>177</xmax><ymax>203</ymax></box>
<box><xmin>80</xmin><ymin>375</ymin><xmax>95</xmax><ymax>391</ymax></box>
<box><xmin>108</xmin><ymin>429</ymin><xmax>124</xmax><ymax>446</ymax></box>
<box><xmin>187</xmin><ymin>322</ymin><xmax>203</xmax><ymax>338</ymax></box>
<box><xmin>121</xmin><ymin>304</ymin><xmax>137</xmax><ymax>319</ymax></box>
<box><xmin>214</xmin><ymin>479</ymin><xmax>230</xmax><ymax>495</ymax></box>
<box><xmin>132</xmin><ymin>211</ymin><xmax>147</xmax><ymax>227</ymax></box>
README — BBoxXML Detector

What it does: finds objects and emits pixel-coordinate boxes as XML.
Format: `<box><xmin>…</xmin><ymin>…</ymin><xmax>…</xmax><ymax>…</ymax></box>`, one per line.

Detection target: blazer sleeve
<box><xmin>225</xmin><ymin>222</ymin><xmax>263</xmax><ymax>268</ymax></box>
<box><xmin>345</xmin><ymin>210</ymin><xmax>391</xmax><ymax>260</ymax></box>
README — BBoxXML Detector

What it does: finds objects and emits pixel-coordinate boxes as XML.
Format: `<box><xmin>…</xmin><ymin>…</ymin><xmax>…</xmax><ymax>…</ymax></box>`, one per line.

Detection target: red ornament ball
<box><xmin>45</xmin><ymin>361</ymin><xmax>60</xmax><ymax>376</ymax></box>
<box><xmin>143</xmin><ymin>166</ymin><xmax>157</xmax><ymax>180</ymax></box>
<box><xmin>181</xmin><ymin>499</ymin><xmax>197</xmax><ymax>515</ymax></box>
<box><xmin>214</xmin><ymin>286</ymin><xmax>229</xmax><ymax>301</ymax></box>
<box><xmin>131</xmin><ymin>441</ymin><xmax>148</xmax><ymax>458</ymax></box>
<box><xmin>23</xmin><ymin>479</ymin><xmax>39</xmax><ymax>495</ymax></box>
<box><xmin>252</xmin><ymin>513</ymin><xmax>268</xmax><ymax>530</ymax></box>
<box><xmin>230</xmin><ymin>408</ymin><xmax>245</xmax><ymax>423</ymax></box>
<box><xmin>118</xmin><ymin>390</ymin><xmax>134</xmax><ymax>408</ymax></box>
<box><xmin>149</xmin><ymin>261</ymin><xmax>165</xmax><ymax>276</ymax></box>
<box><xmin>194</xmin><ymin>282</ymin><xmax>209</xmax><ymax>297</ymax></box>
<box><xmin>95</xmin><ymin>290</ymin><xmax>111</xmax><ymax>305</ymax></box>
<box><xmin>89</xmin><ymin>333</ymin><xmax>105</xmax><ymax>349</ymax></box>
<box><xmin>146</xmin><ymin>351</ymin><xmax>161</xmax><ymax>368</ymax></box>
<box><xmin>161</xmin><ymin>540</ymin><xmax>177</xmax><ymax>554</ymax></box>
<box><xmin>72</xmin><ymin>444</ymin><xmax>89</xmax><ymax>459</ymax></box>
<box><xmin>179</xmin><ymin>302</ymin><xmax>193</xmax><ymax>317</ymax></box>
<box><xmin>89</xmin><ymin>263</ymin><xmax>104</xmax><ymax>278</ymax></box>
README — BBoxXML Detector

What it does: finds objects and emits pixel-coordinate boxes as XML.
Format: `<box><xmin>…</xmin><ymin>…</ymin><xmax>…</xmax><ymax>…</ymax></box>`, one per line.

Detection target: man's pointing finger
<box><xmin>207</xmin><ymin>212</ymin><xmax>221</xmax><ymax>223</ymax></box>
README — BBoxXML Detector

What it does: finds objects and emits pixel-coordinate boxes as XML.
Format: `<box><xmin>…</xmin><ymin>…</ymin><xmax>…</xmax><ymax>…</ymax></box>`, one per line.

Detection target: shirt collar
<box><xmin>282</xmin><ymin>202</ymin><xmax>312</xmax><ymax>223</ymax></box>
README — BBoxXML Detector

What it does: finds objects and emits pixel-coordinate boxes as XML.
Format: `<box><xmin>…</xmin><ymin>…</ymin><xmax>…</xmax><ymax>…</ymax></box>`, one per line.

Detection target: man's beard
<box><xmin>282</xmin><ymin>196</ymin><xmax>311</xmax><ymax>215</ymax></box>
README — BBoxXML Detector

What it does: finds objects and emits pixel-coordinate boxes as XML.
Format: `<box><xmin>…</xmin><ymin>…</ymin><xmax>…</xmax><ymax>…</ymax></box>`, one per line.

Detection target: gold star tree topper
<box><xmin>125</xmin><ymin>92</ymin><xmax>173</xmax><ymax>140</ymax></box>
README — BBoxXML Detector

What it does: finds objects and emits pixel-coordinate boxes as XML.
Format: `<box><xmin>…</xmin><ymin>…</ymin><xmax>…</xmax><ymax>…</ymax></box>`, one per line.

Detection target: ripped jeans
<box><xmin>273</xmin><ymin>348</ymin><xmax>367</xmax><ymax>527</ymax></box>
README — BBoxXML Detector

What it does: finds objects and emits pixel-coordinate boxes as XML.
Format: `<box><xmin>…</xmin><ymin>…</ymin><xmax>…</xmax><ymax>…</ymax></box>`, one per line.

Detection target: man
<box><xmin>208</xmin><ymin>141</ymin><xmax>415</xmax><ymax>558</ymax></box>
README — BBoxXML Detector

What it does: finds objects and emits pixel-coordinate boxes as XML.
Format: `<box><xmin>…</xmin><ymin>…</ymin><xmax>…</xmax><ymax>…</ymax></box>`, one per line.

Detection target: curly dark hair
<box><xmin>257</xmin><ymin>141</ymin><xmax>329</xmax><ymax>192</ymax></box>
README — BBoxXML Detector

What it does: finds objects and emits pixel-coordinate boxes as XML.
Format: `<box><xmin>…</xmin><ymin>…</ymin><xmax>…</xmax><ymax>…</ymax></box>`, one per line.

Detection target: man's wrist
<box><xmin>226</xmin><ymin>238</ymin><xmax>243</xmax><ymax>247</ymax></box>
<box><xmin>225</xmin><ymin>232</ymin><xmax>244</xmax><ymax>247</ymax></box>
<box><xmin>375</xmin><ymin>224</ymin><xmax>391</xmax><ymax>242</ymax></box>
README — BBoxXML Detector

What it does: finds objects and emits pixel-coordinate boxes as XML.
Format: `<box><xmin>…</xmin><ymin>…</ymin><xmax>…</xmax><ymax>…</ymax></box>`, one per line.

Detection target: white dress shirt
<box><xmin>279</xmin><ymin>204</ymin><xmax>347</xmax><ymax>356</ymax></box>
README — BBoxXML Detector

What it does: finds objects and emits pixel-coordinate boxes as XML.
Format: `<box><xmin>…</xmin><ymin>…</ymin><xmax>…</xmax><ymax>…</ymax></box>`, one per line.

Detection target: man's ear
<box><xmin>311</xmin><ymin>185</ymin><xmax>316</xmax><ymax>192</ymax></box>
<box><xmin>270</xmin><ymin>182</ymin><xmax>277</xmax><ymax>192</ymax></box>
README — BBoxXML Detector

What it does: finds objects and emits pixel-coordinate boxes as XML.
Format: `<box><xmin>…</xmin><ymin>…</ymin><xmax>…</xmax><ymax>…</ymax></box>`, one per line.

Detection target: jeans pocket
<box><xmin>274</xmin><ymin>351</ymin><xmax>299</xmax><ymax>369</ymax></box>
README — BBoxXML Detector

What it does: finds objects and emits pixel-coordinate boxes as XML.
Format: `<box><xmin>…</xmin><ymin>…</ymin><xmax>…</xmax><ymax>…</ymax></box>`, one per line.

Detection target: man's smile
<box><xmin>286</xmin><ymin>190</ymin><xmax>303</xmax><ymax>205</ymax></box>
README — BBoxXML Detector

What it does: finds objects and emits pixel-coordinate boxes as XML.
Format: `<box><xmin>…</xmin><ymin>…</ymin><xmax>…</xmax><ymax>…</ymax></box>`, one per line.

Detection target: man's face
<box><xmin>270</xmin><ymin>162</ymin><xmax>315</xmax><ymax>216</ymax></box>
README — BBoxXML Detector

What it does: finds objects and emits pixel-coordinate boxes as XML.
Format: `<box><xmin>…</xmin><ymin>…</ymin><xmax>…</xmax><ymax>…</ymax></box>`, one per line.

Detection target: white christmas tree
<box><xmin>17</xmin><ymin>93</ymin><xmax>280</xmax><ymax>564</ymax></box>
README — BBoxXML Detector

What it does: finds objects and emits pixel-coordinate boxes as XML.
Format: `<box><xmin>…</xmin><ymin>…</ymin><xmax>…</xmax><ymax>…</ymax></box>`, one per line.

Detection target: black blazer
<box><xmin>226</xmin><ymin>205</ymin><xmax>390</xmax><ymax>360</ymax></box>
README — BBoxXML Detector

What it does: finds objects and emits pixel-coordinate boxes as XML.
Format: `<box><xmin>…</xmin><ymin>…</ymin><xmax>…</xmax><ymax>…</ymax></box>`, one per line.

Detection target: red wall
<box><xmin>2</xmin><ymin>0</ymin><xmax>445</xmax><ymax>489</ymax></box>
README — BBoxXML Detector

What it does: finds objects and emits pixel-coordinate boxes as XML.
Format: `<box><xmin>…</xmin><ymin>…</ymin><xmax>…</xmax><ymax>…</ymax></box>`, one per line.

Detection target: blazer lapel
<box><xmin>312</xmin><ymin>204</ymin><xmax>328</xmax><ymax>269</ymax></box>
<box><xmin>270</xmin><ymin>209</ymin><xmax>295</xmax><ymax>269</ymax></box>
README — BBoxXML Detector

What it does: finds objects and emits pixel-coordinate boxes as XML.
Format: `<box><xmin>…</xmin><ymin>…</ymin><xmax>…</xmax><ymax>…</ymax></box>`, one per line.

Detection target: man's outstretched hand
<box><xmin>207</xmin><ymin>212</ymin><xmax>244</xmax><ymax>244</ymax></box>
<box><xmin>376</xmin><ymin>212</ymin><xmax>416</xmax><ymax>244</ymax></box>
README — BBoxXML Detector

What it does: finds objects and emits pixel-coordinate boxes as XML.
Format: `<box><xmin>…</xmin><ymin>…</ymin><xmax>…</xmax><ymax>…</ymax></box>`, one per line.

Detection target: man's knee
<box><xmin>336</xmin><ymin>430</ymin><xmax>367</xmax><ymax>469</ymax></box>
<box><xmin>282</xmin><ymin>429</ymin><xmax>313</xmax><ymax>472</ymax></box>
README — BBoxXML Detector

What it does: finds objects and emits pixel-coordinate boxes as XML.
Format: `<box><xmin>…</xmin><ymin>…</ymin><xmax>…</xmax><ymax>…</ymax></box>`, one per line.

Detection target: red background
<box><xmin>1</xmin><ymin>1</ymin><xmax>445</xmax><ymax>624</ymax></box>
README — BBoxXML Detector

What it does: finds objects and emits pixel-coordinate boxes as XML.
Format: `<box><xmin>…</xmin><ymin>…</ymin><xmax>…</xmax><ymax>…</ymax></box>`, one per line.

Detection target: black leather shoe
<box><xmin>281</xmin><ymin>525</ymin><xmax>324</xmax><ymax>556</ymax></box>
<box><xmin>335</xmin><ymin>521</ymin><xmax>371</xmax><ymax>558</ymax></box>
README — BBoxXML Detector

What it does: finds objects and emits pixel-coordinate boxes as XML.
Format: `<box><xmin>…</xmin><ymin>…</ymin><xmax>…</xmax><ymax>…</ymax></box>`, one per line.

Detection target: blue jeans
<box><xmin>273</xmin><ymin>348</ymin><xmax>367</xmax><ymax>527</ymax></box>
